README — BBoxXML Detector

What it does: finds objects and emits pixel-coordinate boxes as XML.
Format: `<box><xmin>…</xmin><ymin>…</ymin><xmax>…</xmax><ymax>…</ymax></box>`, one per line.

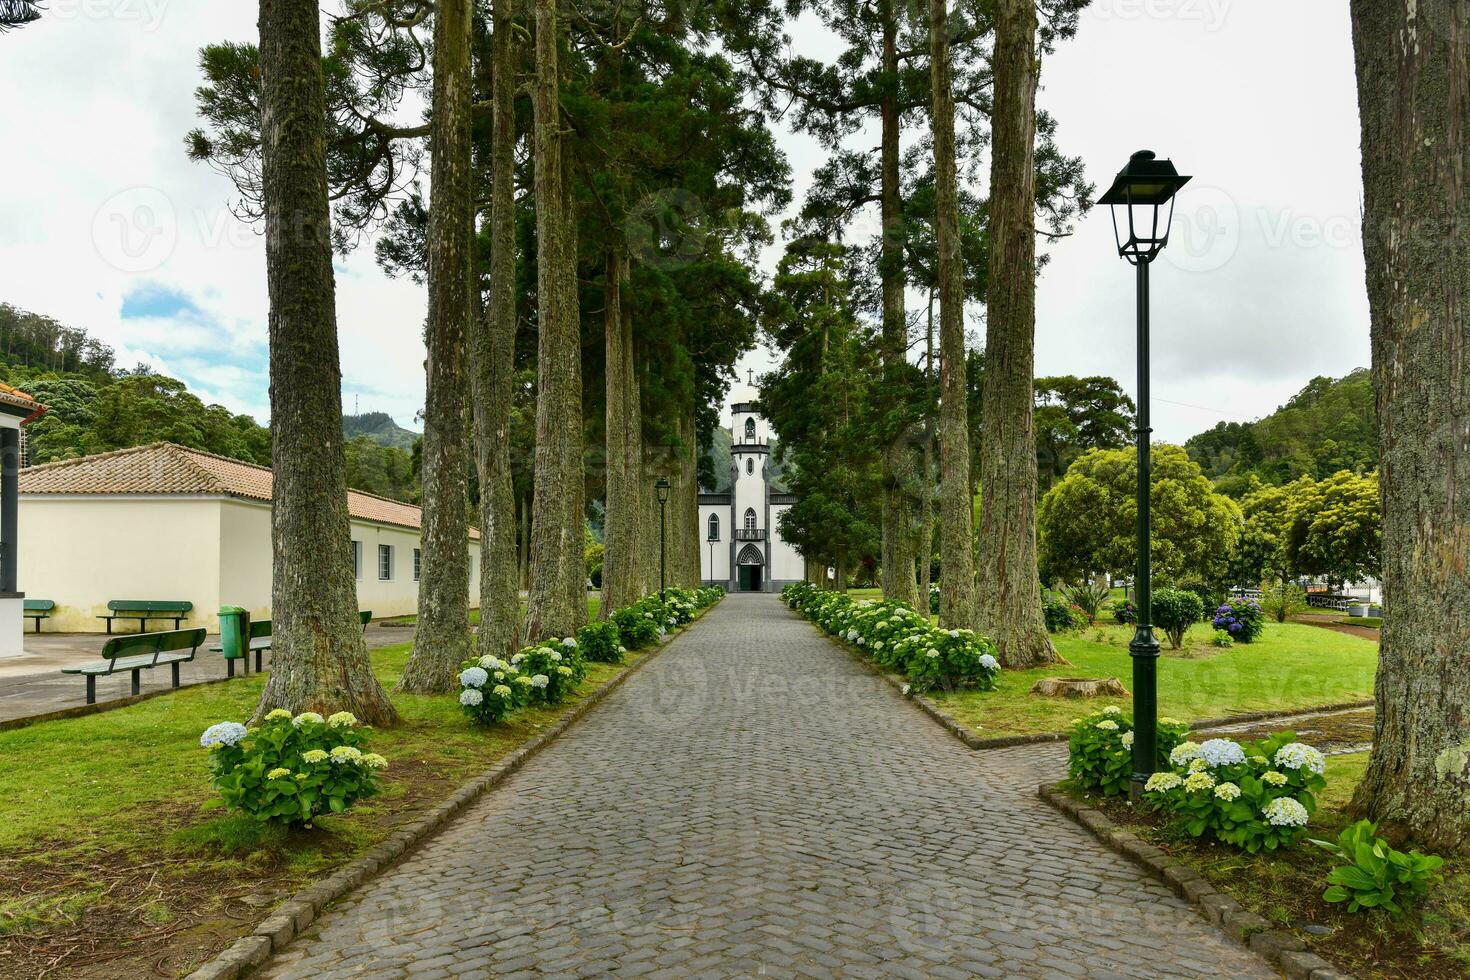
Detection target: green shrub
<box><xmin>512</xmin><ymin>638</ymin><xmax>588</xmax><ymax>704</ymax></box>
<box><xmin>200</xmin><ymin>711</ymin><xmax>385</xmax><ymax>826</ymax></box>
<box><xmin>1212</xmin><ymin>596</ymin><xmax>1266</xmax><ymax>643</ymax></box>
<box><xmin>1043</xmin><ymin>595</ymin><xmax>1082</xmax><ymax>633</ymax></box>
<box><xmin>1178</xmin><ymin>580</ymin><xmax>1222</xmax><ymax>618</ymax></box>
<box><xmin>577</xmin><ymin>620</ymin><xmax>623</xmax><ymax>663</ymax></box>
<box><xmin>1112</xmin><ymin>599</ymin><xmax>1137</xmax><ymax>625</ymax></box>
<box><xmin>1152</xmin><ymin>588</ymin><xmax>1205</xmax><ymax>650</ymax></box>
<box><xmin>1059</xmin><ymin>580</ymin><xmax>1111</xmax><ymax>625</ymax></box>
<box><xmin>457</xmin><ymin>655</ymin><xmax>527</xmax><ymax>724</ymax></box>
<box><xmin>1210</xmin><ymin>629</ymin><xmax>1234</xmax><ymax>648</ymax></box>
<box><xmin>612</xmin><ymin>605</ymin><xmax>661</xmax><ymax>649</ymax></box>
<box><xmin>1143</xmin><ymin>732</ymin><xmax>1327</xmax><ymax>852</ymax></box>
<box><xmin>783</xmin><ymin>583</ymin><xmax>1001</xmax><ymax>694</ymax></box>
<box><xmin>1067</xmin><ymin>707</ymin><xmax>1192</xmax><ymax>797</ymax></box>
<box><xmin>1310</xmin><ymin>820</ymin><xmax>1445</xmax><ymax>916</ymax></box>
<box><xmin>1259</xmin><ymin>579</ymin><xmax>1308</xmax><ymax>623</ymax></box>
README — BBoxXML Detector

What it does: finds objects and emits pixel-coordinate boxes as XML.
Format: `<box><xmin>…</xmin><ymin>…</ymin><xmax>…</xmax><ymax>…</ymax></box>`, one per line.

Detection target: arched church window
<box><xmin>707</xmin><ymin>514</ymin><xmax>720</xmax><ymax>541</ymax></box>
<box><xmin>744</xmin><ymin>508</ymin><xmax>757</xmax><ymax>531</ymax></box>
<box><xmin>744</xmin><ymin>418</ymin><xmax>756</xmax><ymax>441</ymax></box>
<box><xmin>746</xmin><ymin>458</ymin><xmax>754</xmax><ymax>475</ymax></box>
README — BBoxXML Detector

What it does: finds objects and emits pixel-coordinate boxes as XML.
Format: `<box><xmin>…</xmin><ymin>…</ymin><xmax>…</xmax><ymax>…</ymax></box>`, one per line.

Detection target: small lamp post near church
<box><xmin>1099</xmin><ymin>149</ymin><xmax>1191</xmax><ymax>798</ymax></box>
<box><xmin>655</xmin><ymin>478</ymin><xmax>671</xmax><ymax>599</ymax></box>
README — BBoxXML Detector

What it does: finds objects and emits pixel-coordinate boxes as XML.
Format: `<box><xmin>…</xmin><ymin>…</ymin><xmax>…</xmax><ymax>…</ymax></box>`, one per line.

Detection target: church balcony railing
<box><xmin>733</xmin><ymin>528</ymin><xmax>764</xmax><ymax>541</ymax></box>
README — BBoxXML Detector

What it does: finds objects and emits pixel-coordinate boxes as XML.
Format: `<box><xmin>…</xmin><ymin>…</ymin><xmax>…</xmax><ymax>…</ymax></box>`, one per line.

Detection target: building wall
<box><xmin>217</xmin><ymin>499</ymin><xmax>480</xmax><ymax>624</ymax></box>
<box><xmin>19</xmin><ymin>495</ymin><xmax>223</xmax><ymax>632</ymax></box>
<box><xmin>20</xmin><ymin>495</ymin><xmax>481</xmax><ymax>633</ymax></box>
<box><xmin>698</xmin><ymin>504</ymin><xmax>731</xmax><ymax>584</ymax></box>
<box><xmin>768</xmin><ymin>503</ymin><xmax>804</xmax><ymax>584</ymax></box>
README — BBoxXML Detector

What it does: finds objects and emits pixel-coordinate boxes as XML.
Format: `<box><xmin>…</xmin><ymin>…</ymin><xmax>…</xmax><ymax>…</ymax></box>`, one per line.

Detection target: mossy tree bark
<box><xmin>253</xmin><ymin>0</ymin><xmax>396</xmax><ymax>725</ymax></box>
<box><xmin>601</xmin><ymin>252</ymin><xmax>644</xmax><ymax>615</ymax></box>
<box><xmin>523</xmin><ymin>0</ymin><xmax>586</xmax><ymax>643</ymax></box>
<box><xmin>930</xmin><ymin>0</ymin><xmax>977</xmax><ymax>631</ymax></box>
<box><xmin>469</xmin><ymin>0</ymin><xmax>522</xmax><ymax>661</ymax></box>
<box><xmin>976</xmin><ymin>0</ymin><xmax>1059</xmax><ymax>667</ymax></box>
<box><xmin>1347</xmin><ymin>0</ymin><xmax>1470</xmax><ymax>852</ymax></box>
<box><xmin>878</xmin><ymin>0</ymin><xmax>919</xmax><ymax>609</ymax></box>
<box><xmin>399</xmin><ymin>0</ymin><xmax>475</xmax><ymax>692</ymax></box>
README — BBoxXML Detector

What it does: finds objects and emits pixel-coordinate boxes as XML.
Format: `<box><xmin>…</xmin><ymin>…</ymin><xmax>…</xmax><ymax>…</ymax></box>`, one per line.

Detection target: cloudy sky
<box><xmin>0</xmin><ymin>0</ymin><xmax>1366</xmax><ymax>444</ymax></box>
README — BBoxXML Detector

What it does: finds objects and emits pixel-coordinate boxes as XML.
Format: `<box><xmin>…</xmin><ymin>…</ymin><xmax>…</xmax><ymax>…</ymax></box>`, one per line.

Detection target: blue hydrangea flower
<box><xmin>200</xmin><ymin>721</ymin><xmax>248</xmax><ymax>748</ymax></box>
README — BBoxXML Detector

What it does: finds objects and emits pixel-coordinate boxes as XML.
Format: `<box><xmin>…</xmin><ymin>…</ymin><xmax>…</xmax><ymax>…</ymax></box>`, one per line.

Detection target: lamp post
<box><xmin>1099</xmin><ymin>149</ymin><xmax>1191</xmax><ymax>798</ymax></box>
<box><xmin>655</xmin><ymin>478</ymin><xmax>671</xmax><ymax>599</ymax></box>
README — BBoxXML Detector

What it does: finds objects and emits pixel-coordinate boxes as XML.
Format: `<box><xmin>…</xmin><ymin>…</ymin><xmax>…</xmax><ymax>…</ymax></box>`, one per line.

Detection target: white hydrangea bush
<box><xmin>1145</xmin><ymin>731</ymin><xmax>1328</xmax><ymax>852</ymax></box>
<box><xmin>1067</xmin><ymin>707</ymin><xmax>1192</xmax><ymax>797</ymax></box>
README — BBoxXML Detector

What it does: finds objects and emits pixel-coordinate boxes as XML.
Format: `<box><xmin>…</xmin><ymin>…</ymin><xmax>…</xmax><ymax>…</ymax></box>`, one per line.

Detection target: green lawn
<box><xmin>840</xmin><ymin>589</ymin><xmax>1378</xmax><ymax>738</ymax></box>
<box><xmin>0</xmin><ymin>639</ymin><xmax>647</xmax><ymax>964</ymax></box>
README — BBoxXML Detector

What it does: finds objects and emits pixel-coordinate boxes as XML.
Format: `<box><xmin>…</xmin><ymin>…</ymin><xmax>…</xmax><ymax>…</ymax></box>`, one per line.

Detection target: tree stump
<box><xmin>1030</xmin><ymin>677</ymin><xmax>1130</xmax><ymax>699</ymax></box>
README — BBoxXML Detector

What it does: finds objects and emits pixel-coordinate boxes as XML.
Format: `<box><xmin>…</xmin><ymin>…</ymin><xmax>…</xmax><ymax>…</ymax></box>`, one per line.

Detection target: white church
<box><xmin>699</xmin><ymin>402</ymin><xmax>804</xmax><ymax>592</ymax></box>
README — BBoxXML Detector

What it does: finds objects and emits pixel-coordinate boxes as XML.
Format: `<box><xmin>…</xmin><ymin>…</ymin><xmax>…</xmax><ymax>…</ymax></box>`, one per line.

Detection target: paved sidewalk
<box><xmin>0</xmin><ymin>624</ymin><xmax>416</xmax><ymax>724</ymax></box>
<box><xmin>262</xmin><ymin>594</ymin><xmax>1271</xmax><ymax>979</ymax></box>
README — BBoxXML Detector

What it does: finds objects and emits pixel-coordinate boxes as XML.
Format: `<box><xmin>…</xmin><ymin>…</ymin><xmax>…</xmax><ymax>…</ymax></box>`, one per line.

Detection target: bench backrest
<box><xmin>23</xmin><ymin>599</ymin><xmax>54</xmax><ymax>612</ymax></box>
<box><xmin>249</xmin><ymin>619</ymin><xmax>272</xmax><ymax>639</ymax></box>
<box><xmin>107</xmin><ymin>600</ymin><xmax>193</xmax><ymax>614</ymax></box>
<box><xmin>100</xmin><ymin>627</ymin><xmax>207</xmax><ymax>663</ymax></box>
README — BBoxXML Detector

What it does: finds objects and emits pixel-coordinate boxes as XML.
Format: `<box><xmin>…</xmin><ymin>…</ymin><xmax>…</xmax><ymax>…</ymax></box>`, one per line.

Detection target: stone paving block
<box><xmin>256</xmin><ymin>595</ymin><xmax>1276</xmax><ymax>979</ymax></box>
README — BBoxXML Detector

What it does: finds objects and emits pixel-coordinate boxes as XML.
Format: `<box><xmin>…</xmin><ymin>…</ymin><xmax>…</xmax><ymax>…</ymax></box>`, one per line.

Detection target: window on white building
<box><xmin>379</xmin><ymin>544</ymin><xmax>393</xmax><ymax>581</ymax></box>
<box><xmin>744</xmin><ymin>508</ymin><xmax>757</xmax><ymax>531</ymax></box>
<box><xmin>708</xmin><ymin>514</ymin><xmax>720</xmax><ymax>541</ymax></box>
<box><xmin>746</xmin><ymin>458</ymin><xmax>753</xmax><ymax>475</ymax></box>
<box><xmin>413</xmin><ymin>548</ymin><xmax>421</xmax><ymax>582</ymax></box>
<box><xmin>352</xmin><ymin>540</ymin><xmax>362</xmax><ymax>580</ymax></box>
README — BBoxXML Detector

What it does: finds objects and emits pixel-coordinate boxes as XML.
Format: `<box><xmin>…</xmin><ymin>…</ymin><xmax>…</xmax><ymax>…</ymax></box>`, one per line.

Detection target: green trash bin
<box><xmin>219</xmin><ymin>606</ymin><xmax>249</xmax><ymax>677</ymax></box>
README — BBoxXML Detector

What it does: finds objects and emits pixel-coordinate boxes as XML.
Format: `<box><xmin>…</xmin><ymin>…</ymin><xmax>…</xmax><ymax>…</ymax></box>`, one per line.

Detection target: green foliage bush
<box><xmin>1143</xmin><ymin>732</ymin><xmax>1327</xmax><ymax>852</ymax></box>
<box><xmin>1210</xmin><ymin>629</ymin><xmax>1235</xmax><ymax>648</ymax></box>
<box><xmin>1059</xmin><ymin>580</ymin><xmax>1111</xmax><ymax>625</ymax></box>
<box><xmin>457</xmin><ymin>655</ymin><xmax>529</xmax><ymax>724</ymax></box>
<box><xmin>1178</xmin><ymin>580</ymin><xmax>1222</xmax><ymax>618</ymax></box>
<box><xmin>1152</xmin><ymin>588</ymin><xmax>1204</xmax><ymax>650</ymax></box>
<box><xmin>577</xmin><ymin>620</ymin><xmax>623</xmax><ymax>663</ymax></box>
<box><xmin>782</xmin><ymin>583</ymin><xmax>1000</xmax><ymax>694</ymax></box>
<box><xmin>1310</xmin><ymin>820</ymin><xmax>1445</xmax><ymax>916</ymax></box>
<box><xmin>1067</xmin><ymin>707</ymin><xmax>1191</xmax><ymax>797</ymax></box>
<box><xmin>1112</xmin><ymin>599</ymin><xmax>1137</xmax><ymax>625</ymax></box>
<box><xmin>200</xmin><ymin>711</ymin><xmax>385</xmax><ymax>826</ymax></box>
<box><xmin>1212</xmin><ymin>596</ymin><xmax>1265</xmax><ymax>643</ymax></box>
<box><xmin>1043</xmin><ymin>595</ymin><xmax>1083</xmax><ymax>633</ymax></box>
<box><xmin>1259</xmin><ymin>579</ymin><xmax>1307</xmax><ymax>623</ymax></box>
<box><xmin>512</xmin><ymin>639</ymin><xmax>589</xmax><ymax>705</ymax></box>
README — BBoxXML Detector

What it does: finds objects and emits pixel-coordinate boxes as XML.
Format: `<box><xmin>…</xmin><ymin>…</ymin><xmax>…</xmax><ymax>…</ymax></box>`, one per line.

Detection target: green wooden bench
<box><xmin>208</xmin><ymin>611</ymin><xmax>372</xmax><ymax>677</ymax></box>
<box><xmin>61</xmin><ymin>628</ymin><xmax>208</xmax><ymax>704</ymax></box>
<box><xmin>98</xmin><ymin>600</ymin><xmax>193</xmax><ymax>634</ymax></box>
<box><xmin>23</xmin><ymin>598</ymin><xmax>54</xmax><ymax>633</ymax></box>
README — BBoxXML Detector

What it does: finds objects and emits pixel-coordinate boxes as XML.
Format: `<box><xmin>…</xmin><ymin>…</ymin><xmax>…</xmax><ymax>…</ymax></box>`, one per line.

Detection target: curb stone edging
<box><xmin>787</xmin><ymin>607</ymin><xmax>1373</xmax><ymax>752</ymax></box>
<box><xmin>183</xmin><ymin>601</ymin><xmax>720</xmax><ymax>980</ymax></box>
<box><xmin>1037</xmin><ymin>781</ymin><xmax>1357</xmax><ymax>980</ymax></box>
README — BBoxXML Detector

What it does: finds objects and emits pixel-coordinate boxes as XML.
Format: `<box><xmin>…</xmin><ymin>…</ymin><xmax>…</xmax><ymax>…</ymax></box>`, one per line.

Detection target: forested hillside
<box><xmin>0</xmin><ymin>303</ymin><xmax>419</xmax><ymax>502</ymax></box>
<box><xmin>1185</xmin><ymin>369</ymin><xmax>1376</xmax><ymax>494</ymax></box>
<box><xmin>343</xmin><ymin>411</ymin><xmax>418</xmax><ymax>451</ymax></box>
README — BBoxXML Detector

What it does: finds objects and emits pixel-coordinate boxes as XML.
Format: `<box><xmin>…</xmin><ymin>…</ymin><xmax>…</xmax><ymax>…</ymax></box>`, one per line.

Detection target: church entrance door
<box><xmin>738</xmin><ymin>564</ymin><xmax>763</xmax><ymax>592</ymax></box>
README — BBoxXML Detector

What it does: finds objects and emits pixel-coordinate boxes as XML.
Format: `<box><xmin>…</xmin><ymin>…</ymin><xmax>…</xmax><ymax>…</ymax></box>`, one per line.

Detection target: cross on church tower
<box><xmin>747</xmin><ymin>368</ymin><xmax>754</xmax><ymax>385</ymax></box>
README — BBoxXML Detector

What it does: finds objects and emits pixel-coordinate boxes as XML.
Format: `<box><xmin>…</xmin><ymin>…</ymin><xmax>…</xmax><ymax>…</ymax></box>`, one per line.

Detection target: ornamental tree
<box><xmin>1038</xmin><ymin>444</ymin><xmax>1241</xmax><ymax>586</ymax></box>
<box><xmin>1282</xmin><ymin>470</ymin><xmax>1380</xmax><ymax>589</ymax></box>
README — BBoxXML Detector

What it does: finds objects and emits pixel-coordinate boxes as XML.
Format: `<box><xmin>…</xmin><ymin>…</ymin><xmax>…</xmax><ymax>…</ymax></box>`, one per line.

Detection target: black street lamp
<box><xmin>1099</xmin><ymin>149</ymin><xmax>1191</xmax><ymax>798</ymax></box>
<box><xmin>655</xmin><ymin>478</ymin><xmax>671</xmax><ymax>599</ymax></box>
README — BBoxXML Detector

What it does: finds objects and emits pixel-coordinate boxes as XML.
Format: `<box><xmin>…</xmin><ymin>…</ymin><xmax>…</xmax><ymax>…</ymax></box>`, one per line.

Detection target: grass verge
<box><xmin>0</xmin><ymin>620</ymin><xmax>664</xmax><ymax>976</ymax></box>
<box><xmin>1065</xmin><ymin>754</ymin><xmax>1469</xmax><ymax>979</ymax></box>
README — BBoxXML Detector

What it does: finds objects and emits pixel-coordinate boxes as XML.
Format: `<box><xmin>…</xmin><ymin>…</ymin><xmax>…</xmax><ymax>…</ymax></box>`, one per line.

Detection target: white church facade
<box><xmin>699</xmin><ymin>403</ymin><xmax>804</xmax><ymax>592</ymax></box>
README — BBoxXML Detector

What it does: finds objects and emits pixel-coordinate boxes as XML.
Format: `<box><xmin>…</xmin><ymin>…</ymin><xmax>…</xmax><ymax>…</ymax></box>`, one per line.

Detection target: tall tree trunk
<box><xmin>399</xmin><ymin>0</ymin><xmax>475</xmax><ymax>692</ymax></box>
<box><xmin>918</xmin><ymin>292</ymin><xmax>936</xmax><ymax>611</ymax></box>
<box><xmin>977</xmin><ymin>0</ymin><xmax>1058</xmax><ymax>667</ymax></box>
<box><xmin>519</xmin><ymin>491</ymin><xmax>531</xmax><ymax>590</ymax></box>
<box><xmin>675</xmin><ymin>410</ymin><xmax>701</xmax><ymax>587</ymax></box>
<box><xmin>469</xmin><ymin>0</ymin><xmax>522</xmax><ymax>661</ymax></box>
<box><xmin>878</xmin><ymin>0</ymin><xmax>919</xmax><ymax>609</ymax></box>
<box><xmin>253</xmin><ymin>0</ymin><xmax>396</xmax><ymax>724</ymax></box>
<box><xmin>524</xmin><ymin>0</ymin><xmax>586</xmax><ymax>642</ymax></box>
<box><xmin>1347</xmin><ymin>0</ymin><xmax>1470</xmax><ymax>851</ymax></box>
<box><xmin>601</xmin><ymin>252</ymin><xmax>643</xmax><ymax>614</ymax></box>
<box><xmin>930</xmin><ymin>1</ymin><xmax>977</xmax><ymax>631</ymax></box>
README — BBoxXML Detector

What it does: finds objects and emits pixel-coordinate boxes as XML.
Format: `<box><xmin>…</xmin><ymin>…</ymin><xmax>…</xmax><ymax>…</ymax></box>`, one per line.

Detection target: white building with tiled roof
<box><xmin>17</xmin><ymin>443</ymin><xmax>480</xmax><ymax>632</ymax></box>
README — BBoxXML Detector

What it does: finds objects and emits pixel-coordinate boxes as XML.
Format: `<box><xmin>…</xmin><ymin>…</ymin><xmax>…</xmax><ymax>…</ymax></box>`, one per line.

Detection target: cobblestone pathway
<box><xmin>263</xmin><ymin>594</ymin><xmax>1272</xmax><ymax>979</ymax></box>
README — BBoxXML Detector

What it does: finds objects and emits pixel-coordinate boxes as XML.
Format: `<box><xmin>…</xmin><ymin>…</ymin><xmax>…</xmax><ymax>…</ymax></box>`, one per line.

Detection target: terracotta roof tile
<box><xmin>19</xmin><ymin>442</ymin><xmax>476</xmax><ymax>539</ymax></box>
<box><xmin>0</xmin><ymin>380</ymin><xmax>45</xmax><ymax>417</ymax></box>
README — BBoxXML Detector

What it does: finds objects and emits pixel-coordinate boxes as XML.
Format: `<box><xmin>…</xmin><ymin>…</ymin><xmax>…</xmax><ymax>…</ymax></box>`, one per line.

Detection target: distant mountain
<box><xmin>343</xmin><ymin>412</ymin><xmax>419</xmax><ymax>452</ymax></box>
<box><xmin>1185</xmin><ymin>369</ymin><xmax>1376</xmax><ymax>492</ymax></box>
